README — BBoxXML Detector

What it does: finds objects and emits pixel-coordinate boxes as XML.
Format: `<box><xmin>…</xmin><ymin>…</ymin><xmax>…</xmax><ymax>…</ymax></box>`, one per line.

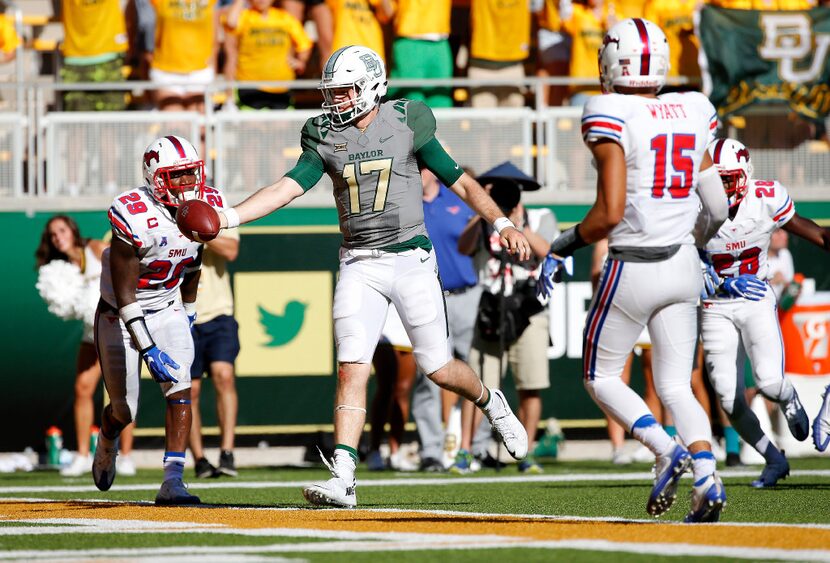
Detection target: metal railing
<box><xmin>0</xmin><ymin>77</ymin><xmax>828</xmax><ymax>211</ymax></box>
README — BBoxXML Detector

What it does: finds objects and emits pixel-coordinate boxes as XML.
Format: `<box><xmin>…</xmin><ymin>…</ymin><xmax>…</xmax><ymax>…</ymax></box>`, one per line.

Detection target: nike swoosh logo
<box><xmin>379</xmin><ymin>136</ymin><xmax>393</xmax><ymax>143</ymax></box>
<box><xmin>420</xmin><ymin>256</ymin><xmax>429</xmax><ymax>263</ymax></box>
<box><xmin>454</xmin><ymin>164</ymin><xmax>459</xmax><ymax>169</ymax></box>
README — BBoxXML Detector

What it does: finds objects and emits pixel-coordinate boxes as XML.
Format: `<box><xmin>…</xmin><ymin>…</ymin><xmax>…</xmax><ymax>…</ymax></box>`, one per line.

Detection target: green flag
<box><xmin>699</xmin><ymin>6</ymin><xmax>830</xmax><ymax>121</ymax></box>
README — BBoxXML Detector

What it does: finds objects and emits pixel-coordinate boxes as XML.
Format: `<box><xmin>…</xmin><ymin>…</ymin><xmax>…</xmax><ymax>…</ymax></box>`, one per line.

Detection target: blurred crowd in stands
<box><xmin>0</xmin><ymin>0</ymin><xmax>828</xmax><ymax>115</ymax></box>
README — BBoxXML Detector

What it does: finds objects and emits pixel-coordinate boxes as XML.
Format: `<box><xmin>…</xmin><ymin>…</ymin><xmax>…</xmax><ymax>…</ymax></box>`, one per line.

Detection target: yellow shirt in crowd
<box><xmin>613</xmin><ymin>0</ymin><xmax>647</xmax><ymax>19</ymax></box>
<box><xmin>644</xmin><ymin>0</ymin><xmax>700</xmax><ymax>79</ymax></box>
<box><xmin>395</xmin><ymin>0</ymin><xmax>451</xmax><ymax>37</ymax></box>
<box><xmin>707</xmin><ymin>0</ymin><xmax>814</xmax><ymax>8</ymax></box>
<box><xmin>0</xmin><ymin>15</ymin><xmax>20</xmax><ymax>55</ymax></box>
<box><xmin>562</xmin><ymin>3</ymin><xmax>608</xmax><ymax>94</ymax></box>
<box><xmin>151</xmin><ymin>0</ymin><xmax>218</xmax><ymax>73</ymax></box>
<box><xmin>470</xmin><ymin>0</ymin><xmax>531</xmax><ymax>62</ymax></box>
<box><xmin>228</xmin><ymin>7</ymin><xmax>312</xmax><ymax>93</ymax></box>
<box><xmin>538</xmin><ymin>0</ymin><xmax>562</xmax><ymax>32</ymax></box>
<box><xmin>196</xmin><ymin>229</ymin><xmax>240</xmax><ymax>324</ymax></box>
<box><xmin>61</xmin><ymin>0</ymin><xmax>127</xmax><ymax>59</ymax></box>
<box><xmin>328</xmin><ymin>0</ymin><xmax>391</xmax><ymax>63</ymax></box>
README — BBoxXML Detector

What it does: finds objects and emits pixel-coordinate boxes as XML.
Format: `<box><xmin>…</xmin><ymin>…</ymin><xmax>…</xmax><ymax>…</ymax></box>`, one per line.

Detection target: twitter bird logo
<box><xmin>258</xmin><ymin>301</ymin><xmax>307</xmax><ymax>347</ymax></box>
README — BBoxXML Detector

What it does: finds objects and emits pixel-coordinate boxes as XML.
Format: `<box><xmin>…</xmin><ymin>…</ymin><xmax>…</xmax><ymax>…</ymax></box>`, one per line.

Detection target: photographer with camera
<box><xmin>453</xmin><ymin>163</ymin><xmax>558</xmax><ymax>473</ymax></box>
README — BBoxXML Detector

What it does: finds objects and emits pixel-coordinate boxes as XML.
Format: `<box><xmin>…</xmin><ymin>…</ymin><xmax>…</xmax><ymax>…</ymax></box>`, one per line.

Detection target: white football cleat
<box><xmin>60</xmin><ymin>453</ymin><xmax>92</xmax><ymax>477</ymax></box>
<box><xmin>781</xmin><ymin>391</ymin><xmax>809</xmax><ymax>442</ymax></box>
<box><xmin>484</xmin><ymin>389</ymin><xmax>528</xmax><ymax>460</ymax></box>
<box><xmin>155</xmin><ymin>478</ymin><xmax>201</xmax><ymax>505</ymax></box>
<box><xmin>303</xmin><ymin>448</ymin><xmax>357</xmax><ymax>508</ymax></box>
<box><xmin>647</xmin><ymin>443</ymin><xmax>692</xmax><ymax>517</ymax></box>
<box><xmin>92</xmin><ymin>433</ymin><xmax>118</xmax><ymax>492</ymax></box>
<box><xmin>303</xmin><ymin>476</ymin><xmax>357</xmax><ymax>508</ymax></box>
<box><xmin>814</xmin><ymin>384</ymin><xmax>830</xmax><ymax>453</ymax></box>
<box><xmin>685</xmin><ymin>473</ymin><xmax>726</xmax><ymax>523</ymax></box>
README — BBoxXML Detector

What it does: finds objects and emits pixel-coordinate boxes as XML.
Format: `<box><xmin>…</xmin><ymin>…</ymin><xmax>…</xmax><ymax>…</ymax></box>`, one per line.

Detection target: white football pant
<box><xmin>95</xmin><ymin>302</ymin><xmax>194</xmax><ymax>424</ymax></box>
<box><xmin>702</xmin><ymin>288</ymin><xmax>789</xmax><ymax>412</ymax></box>
<box><xmin>333</xmin><ymin>247</ymin><xmax>452</xmax><ymax>375</ymax></box>
<box><xmin>584</xmin><ymin>244</ymin><xmax>713</xmax><ymax>446</ymax></box>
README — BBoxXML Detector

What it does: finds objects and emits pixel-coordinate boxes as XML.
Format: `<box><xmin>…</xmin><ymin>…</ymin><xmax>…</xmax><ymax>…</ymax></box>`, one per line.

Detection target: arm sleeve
<box><xmin>416</xmin><ymin>137</ymin><xmax>463</xmax><ymax>187</ymax></box>
<box><xmin>285</xmin><ymin>118</ymin><xmax>326</xmax><ymax>191</ymax></box>
<box><xmin>406</xmin><ymin>100</ymin><xmax>438</xmax><ymax>151</ymax></box>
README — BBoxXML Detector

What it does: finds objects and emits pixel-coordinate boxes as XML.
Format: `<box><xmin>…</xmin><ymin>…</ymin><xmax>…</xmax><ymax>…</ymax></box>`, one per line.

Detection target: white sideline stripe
<box><xmin>0</xmin><ymin>538</ymin><xmax>828</xmax><ymax>561</ymax></box>
<box><xmin>2</xmin><ymin>468</ymin><xmax>829</xmax><ymax>494</ymax></box>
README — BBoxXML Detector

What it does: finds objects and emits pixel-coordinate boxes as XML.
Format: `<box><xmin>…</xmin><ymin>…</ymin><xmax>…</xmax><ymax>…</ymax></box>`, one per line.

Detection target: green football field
<box><xmin>1</xmin><ymin>457</ymin><xmax>829</xmax><ymax>561</ymax></box>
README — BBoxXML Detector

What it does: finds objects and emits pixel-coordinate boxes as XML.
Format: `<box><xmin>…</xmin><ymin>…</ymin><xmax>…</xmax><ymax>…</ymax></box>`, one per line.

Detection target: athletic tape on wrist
<box><xmin>119</xmin><ymin>303</ymin><xmax>154</xmax><ymax>353</ymax></box>
<box><xmin>183</xmin><ymin>301</ymin><xmax>197</xmax><ymax>317</ymax></box>
<box><xmin>222</xmin><ymin>207</ymin><xmax>240</xmax><ymax>229</ymax></box>
<box><xmin>493</xmin><ymin>217</ymin><xmax>516</xmax><ymax>235</ymax></box>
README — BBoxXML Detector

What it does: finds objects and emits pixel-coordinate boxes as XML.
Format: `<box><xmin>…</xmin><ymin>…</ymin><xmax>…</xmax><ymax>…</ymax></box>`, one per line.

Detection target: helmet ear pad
<box><xmin>599</xmin><ymin>18</ymin><xmax>670</xmax><ymax>94</ymax></box>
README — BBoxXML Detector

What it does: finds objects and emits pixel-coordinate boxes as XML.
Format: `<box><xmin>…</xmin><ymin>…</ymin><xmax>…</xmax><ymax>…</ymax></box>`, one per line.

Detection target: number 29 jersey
<box><xmin>701</xmin><ymin>179</ymin><xmax>794</xmax><ymax>286</ymax></box>
<box><xmin>581</xmin><ymin>91</ymin><xmax>718</xmax><ymax>248</ymax></box>
<box><xmin>99</xmin><ymin>185</ymin><xmax>228</xmax><ymax>311</ymax></box>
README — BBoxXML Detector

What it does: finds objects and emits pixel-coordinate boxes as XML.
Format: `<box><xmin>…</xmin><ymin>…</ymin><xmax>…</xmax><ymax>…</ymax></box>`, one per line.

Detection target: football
<box><xmin>176</xmin><ymin>199</ymin><xmax>220</xmax><ymax>243</ymax></box>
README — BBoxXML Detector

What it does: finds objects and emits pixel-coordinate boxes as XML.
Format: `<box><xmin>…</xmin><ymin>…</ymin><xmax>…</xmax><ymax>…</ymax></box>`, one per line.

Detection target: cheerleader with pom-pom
<box><xmin>35</xmin><ymin>215</ymin><xmax>136</xmax><ymax>477</ymax></box>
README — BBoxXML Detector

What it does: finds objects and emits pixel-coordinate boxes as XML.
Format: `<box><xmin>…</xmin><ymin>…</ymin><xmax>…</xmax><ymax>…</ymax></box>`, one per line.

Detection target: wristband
<box><xmin>183</xmin><ymin>301</ymin><xmax>197</xmax><ymax>317</ymax></box>
<box><xmin>119</xmin><ymin>303</ymin><xmax>154</xmax><ymax>352</ymax></box>
<box><xmin>493</xmin><ymin>217</ymin><xmax>516</xmax><ymax>235</ymax></box>
<box><xmin>221</xmin><ymin>208</ymin><xmax>240</xmax><ymax>229</ymax></box>
<box><xmin>550</xmin><ymin>224</ymin><xmax>588</xmax><ymax>258</ymax></box>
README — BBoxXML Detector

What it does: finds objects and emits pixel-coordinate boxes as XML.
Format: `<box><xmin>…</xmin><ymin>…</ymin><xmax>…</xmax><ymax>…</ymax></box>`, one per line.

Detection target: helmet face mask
<box><xmin>320</xmin><ymin>45</ymin><xmax>387</xmax><ymax>127</ymax></box>
<box><xmin>708</xmin><ymin>138</ymin><xmax>753</xmax><ymax>208</ymax></box>
<box><xmin>142</xmin><ymin>135</ymin><xmax>206</xmax><ymax>207</ymax></box>
<box><xmin>599</xmin><ymin>18</ymin><xmax>670</xmax><ymax>94</ymax></box>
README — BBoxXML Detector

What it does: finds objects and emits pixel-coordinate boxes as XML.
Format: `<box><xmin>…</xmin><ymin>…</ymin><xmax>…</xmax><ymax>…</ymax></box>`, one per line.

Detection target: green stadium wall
<box><xmin>3</xmin><ymin>203</ymin><xmax>830</xmax><ymax>452</ymax></box>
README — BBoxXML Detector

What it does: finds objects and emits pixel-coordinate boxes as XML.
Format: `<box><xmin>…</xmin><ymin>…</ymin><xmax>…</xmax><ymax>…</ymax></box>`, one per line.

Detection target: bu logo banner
<box><xmin>699</xmin><ymin>6</ymin><xmax>830</xmax><ymax>120</ymax></box>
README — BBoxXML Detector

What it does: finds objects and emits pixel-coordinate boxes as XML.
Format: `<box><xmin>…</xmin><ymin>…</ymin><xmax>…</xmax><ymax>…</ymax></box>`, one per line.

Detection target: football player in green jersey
<box><xmin>217</xmin><ymin>45</ymin><xmax>531</xmax><ymax>507</ymax></box>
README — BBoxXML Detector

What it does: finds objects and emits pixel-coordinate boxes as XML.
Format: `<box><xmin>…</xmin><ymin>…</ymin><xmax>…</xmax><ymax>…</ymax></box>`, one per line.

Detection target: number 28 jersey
<box><xmin>99</xmin><ymin>185</ymin><xmax>228</xmax><ymax>311</ymax></box>
<box><xmin>581</xmin><ymin>91</ymin><xmax>718</xmax><ymax>248</ymax></box>
<box><xmin>701</xmin><ymin>179</ymin><xmax>794</xmax><ymax>286</ymax></box>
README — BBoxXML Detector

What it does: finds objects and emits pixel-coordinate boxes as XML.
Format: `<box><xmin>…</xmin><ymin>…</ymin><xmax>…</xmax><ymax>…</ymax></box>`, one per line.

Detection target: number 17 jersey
<box><xmin>581</xmin><ymin>91</ymin><xmax>718</xmax><ymax>248</ymax></box>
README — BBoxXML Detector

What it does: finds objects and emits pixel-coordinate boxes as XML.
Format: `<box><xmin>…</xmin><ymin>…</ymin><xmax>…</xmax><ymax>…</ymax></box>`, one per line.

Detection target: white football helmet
<box><xmin>599</xmin><ymin>18</ymin><xmax>670</xmax><ymax>93</ymax></box>
<box><xmin>142</xmin><ymin>135</ymin><xmax>205</xmax><ymax>207</ymax></box>
<box><xmin>319</xmin><ymin>45</ymin><xmax>387</xmax><ymax>127</ymax></box>
<box><xmin>708</xmin><ymin>138</ymin><xmax>753</xmax><ymax>207</ymax></box>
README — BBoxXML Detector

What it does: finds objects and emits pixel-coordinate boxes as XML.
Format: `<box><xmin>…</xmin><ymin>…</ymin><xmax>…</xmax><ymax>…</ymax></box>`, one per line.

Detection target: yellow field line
<box><xmin>1</xmin><ymin>501</ymin><xmax>828</xmax><ymax>553</ymax></box>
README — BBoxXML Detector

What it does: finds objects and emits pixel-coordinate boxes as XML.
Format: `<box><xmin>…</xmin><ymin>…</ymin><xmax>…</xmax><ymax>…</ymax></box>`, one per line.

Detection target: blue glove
<box><xmin>142</xmin><ymin>345</ymin><xmax>180</xmax><ymax>384</ymax></box>
<box><xmin>700</xmin><ymin>262</ymin><xmax>720</xmax><ymax>300</ymax></box>
<box><xmin>720</xmin><ymin>275</ymin><xmax>767</xmax><ymax>301</ymax></box>
<box><xmin>537</xmin><ymin>253</ymin><xmax>565</xmax><ymax>299</ymax></box>
<box><xmin>187</xmin><ymin>312</ymin><xmax>197</xmax><ymax>329</ymax></box>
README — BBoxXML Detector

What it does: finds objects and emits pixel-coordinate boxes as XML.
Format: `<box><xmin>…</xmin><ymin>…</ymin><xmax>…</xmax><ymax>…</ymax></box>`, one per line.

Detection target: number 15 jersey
<box><xmin>581</xmin><ymin>91</ymin><xmax>718</xmax><ymax>248</ymax></box>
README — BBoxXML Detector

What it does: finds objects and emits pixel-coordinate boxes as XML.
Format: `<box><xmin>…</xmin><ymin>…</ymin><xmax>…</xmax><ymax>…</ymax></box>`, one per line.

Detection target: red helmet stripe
<box><xmin>633</xmin><ymin>18</ymin><xmax>651</xmax><ymax>76</ymax></box>
<box><xmin>712</xmin><ymin>138</ymin><xmax>726</xmax><ymax>164</ymax></box>
<box><xmin>165</xmin><ymin>135</ymin><xmax>187</xmax><ymax>159</ymax></box>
